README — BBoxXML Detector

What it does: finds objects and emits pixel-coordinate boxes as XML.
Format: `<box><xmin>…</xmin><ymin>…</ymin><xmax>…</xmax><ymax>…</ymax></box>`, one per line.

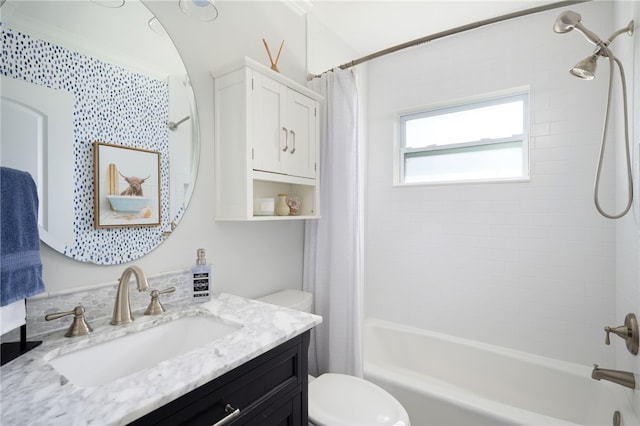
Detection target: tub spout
<box><xmin>591</xmin><ymin>364</ymin><xmax>636</xmax><ymax>389</ymax></box>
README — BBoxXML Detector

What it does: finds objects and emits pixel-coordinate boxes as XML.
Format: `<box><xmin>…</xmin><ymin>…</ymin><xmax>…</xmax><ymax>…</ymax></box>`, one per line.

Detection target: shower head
<box><xmin>554</xmin><ymin>11</ymin><xmax>634</xmax><ymax>80</ymax></box>
<box><xmin>553</xmin><ymin>10</ymin><xmax>581</xmax><ymax>33</ymax></box>
<box><xmin>570</xmin><ymin>55</ymin><xmax>598</xmax><ymax>80</ymax></box>
<box><xmin>553</xmin><ymin>10</ymin><xmax>604</xmax><ymax>46</ymax></box>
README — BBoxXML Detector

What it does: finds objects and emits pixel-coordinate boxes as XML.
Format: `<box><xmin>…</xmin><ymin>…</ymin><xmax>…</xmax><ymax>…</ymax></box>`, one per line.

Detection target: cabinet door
<box><xmin>252</xmin><ymin>73</ymin><xmax>286</xmax><ymax>175</ymax></box>
<box><xmin>252</xmin><ymin>73</ymin><xmax>317</xmax><ymax>180</ymax></box>
<box><xmin>282</xmin><ymin>89</ymin><xmax>317</xmax><ymax>179</ymax></box>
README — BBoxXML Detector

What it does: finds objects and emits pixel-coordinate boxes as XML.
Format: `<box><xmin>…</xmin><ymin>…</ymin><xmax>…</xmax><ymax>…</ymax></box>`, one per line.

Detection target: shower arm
<box><xmin>168</xmin><ymin>116</ymin><xmax>190</xmax><ymax>132</ymax></box>
<box><xmin>607</xmin><ymin>21</ymin><xmax>635</xmax><ymax>45</ymax></box>
<box><xmin>591</xmin><ymin>21</ymin><xmax>635</xmax><ymax>59</ymax></box>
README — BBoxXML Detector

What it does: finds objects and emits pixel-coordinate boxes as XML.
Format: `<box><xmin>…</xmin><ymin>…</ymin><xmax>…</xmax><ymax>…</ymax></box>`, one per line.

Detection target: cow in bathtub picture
<box><xmin>104</xmin><ymin>166</ymin><xmax>155</xmax><ymax>222</ymax></box>
<box><xmin>93</xmin><ymin>142</ymin><xmax>160</xmax><ymax>228</ymax></box>
<box><xmin>119</xmin><ymin>171</ymin><xmax>150</xmax><ymax>197</ymax></box>
<box><xmin>105</xmin><ymin>169</ymin><xmax>153</xmax><ymax>217</ymax></box>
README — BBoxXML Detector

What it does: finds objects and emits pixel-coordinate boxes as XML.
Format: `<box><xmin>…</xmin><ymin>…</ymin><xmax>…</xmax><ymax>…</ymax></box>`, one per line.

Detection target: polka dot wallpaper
<box><xmin>1</xmin><ymin>23</ymin><xmax>170</xmax><ymax>264</ymax></box>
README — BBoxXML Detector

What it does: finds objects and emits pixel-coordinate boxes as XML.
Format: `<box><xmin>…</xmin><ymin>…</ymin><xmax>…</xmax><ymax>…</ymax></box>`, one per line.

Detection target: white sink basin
<box><xmin>47</xmin><ymin>315</ymin><xmax>241</xmax><ymax>387</ymax></box>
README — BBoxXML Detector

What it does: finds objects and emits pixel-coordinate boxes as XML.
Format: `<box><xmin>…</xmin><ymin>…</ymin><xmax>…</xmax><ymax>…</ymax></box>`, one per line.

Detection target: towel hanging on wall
<box><xmin>0</xmin><ymin>167</ymin><xmax>46</xmax><ymax>307</ymax></box>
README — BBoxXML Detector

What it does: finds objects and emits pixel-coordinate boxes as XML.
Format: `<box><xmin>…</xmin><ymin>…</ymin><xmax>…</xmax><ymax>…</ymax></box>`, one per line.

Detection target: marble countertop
<box><xmin>0</xmin><ymin>293</ymin><xmax>322</xmax><ymax>425</ymax></box>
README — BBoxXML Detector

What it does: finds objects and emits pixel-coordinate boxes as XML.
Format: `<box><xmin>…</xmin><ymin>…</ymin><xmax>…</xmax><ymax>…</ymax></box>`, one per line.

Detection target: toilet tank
<box><xmin>256</xmin><ymin>289</ymin><xmax>313</xmax><ymax>313</ymax></box>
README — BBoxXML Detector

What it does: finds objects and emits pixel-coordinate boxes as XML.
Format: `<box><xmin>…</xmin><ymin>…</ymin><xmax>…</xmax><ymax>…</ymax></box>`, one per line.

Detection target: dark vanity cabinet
<box><xmin>129</xmin><ymin>331</ymin><xmax>310</xmax><ymax>426</ymax></box>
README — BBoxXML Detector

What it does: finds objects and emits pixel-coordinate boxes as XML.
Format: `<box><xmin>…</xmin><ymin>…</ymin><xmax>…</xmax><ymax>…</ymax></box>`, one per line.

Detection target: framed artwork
<box><xmin>93</xmin><ymin>142</ymin><xmax>160</xmax><ymax>228</ymax></box>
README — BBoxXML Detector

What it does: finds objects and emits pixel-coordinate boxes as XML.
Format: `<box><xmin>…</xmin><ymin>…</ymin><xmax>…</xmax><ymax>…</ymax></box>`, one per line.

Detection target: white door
<box><xmin>1</xmin><ymin>76</ymin><xmax>75</xmax><ymax>251</ymax></box>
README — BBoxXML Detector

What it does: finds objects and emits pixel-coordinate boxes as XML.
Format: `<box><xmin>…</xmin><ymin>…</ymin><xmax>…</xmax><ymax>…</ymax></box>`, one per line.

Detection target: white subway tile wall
<box><xmin>365</xmin><ymin>1</ymin><xmax>622</xmax><ymax>365</ymax></box>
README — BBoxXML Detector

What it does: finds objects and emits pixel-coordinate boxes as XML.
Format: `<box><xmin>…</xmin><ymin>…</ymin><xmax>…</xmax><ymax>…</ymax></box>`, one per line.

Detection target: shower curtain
<box><xmin>303</xmin><ymin>67</ymin><xmax>364</xmax><ymax>377</ymax></box>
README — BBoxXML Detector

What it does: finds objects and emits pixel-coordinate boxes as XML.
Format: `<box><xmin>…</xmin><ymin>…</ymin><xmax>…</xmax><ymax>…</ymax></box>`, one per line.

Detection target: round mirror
<box><xmin>0</xmin><ymin>0</ymin><xmax>199</xmax><ymax>264</ymax></box>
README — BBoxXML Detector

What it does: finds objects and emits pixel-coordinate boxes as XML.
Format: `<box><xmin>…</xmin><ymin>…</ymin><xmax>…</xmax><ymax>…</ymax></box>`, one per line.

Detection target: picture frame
<box><xmin>93</xmin><ymin>142</ymin><xmax>161</xmax><ymax>228</ymax></box>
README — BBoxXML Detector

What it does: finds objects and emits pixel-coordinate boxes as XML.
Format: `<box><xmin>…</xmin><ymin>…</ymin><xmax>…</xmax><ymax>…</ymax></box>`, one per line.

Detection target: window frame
<box><xmin>396</xmin><ymin>88</ymin><xmax>530</xmax><ymax>186</ymax></box>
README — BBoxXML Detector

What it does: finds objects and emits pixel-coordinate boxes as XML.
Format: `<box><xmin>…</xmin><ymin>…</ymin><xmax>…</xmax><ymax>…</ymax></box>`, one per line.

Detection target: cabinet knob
<box><xmin>282</xmin><ymin>127</ymin><xmax>289</xmax><ymax>152</ymax></box>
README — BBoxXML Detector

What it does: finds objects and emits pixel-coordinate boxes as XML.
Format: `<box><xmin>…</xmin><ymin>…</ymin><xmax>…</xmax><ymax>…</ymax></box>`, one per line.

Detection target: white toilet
<box><xmin>257</xmin><ymin>290</ymin><xmax>411</xmax><ymax>426</ymax></box>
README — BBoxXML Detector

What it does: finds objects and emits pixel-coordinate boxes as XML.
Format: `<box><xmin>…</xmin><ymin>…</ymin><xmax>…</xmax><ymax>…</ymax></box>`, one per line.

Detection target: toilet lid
<box><xmin>308</xmin><ymin>373</ymin><xmax>410</xmax><ymax>426</ymax></box>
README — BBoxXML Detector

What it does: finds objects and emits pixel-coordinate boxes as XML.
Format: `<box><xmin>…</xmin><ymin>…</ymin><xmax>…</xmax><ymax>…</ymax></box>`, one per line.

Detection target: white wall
<box><xmin>613</xmin><ymin>0</ymin><xmax>640</xmax><ymax>416</ymax></box>
<box><xmin>306</xmin><ymin>13</ymin><xmax>360</xmax><ymax>77</ymax></box>
<box><xmin>40</xmin><ymin>1</ymin><xmax>311</xmax><ymax>299</ymax></box>
<box><xmin>35</xmin><ymin>0</ymin><xmax>638</xmax><ymax>373</ymax></box>
<box><xmin>364</xmin><ymin>1</ymin><xmax>626</xmax><ymax>366</ymax></box>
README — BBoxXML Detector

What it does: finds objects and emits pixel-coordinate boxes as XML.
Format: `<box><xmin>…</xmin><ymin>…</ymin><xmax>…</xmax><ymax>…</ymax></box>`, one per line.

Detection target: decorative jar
<box><xmin>275</xmin><ymin>194</ymin><xmax>290</xmax><ymax>216</ymax></box>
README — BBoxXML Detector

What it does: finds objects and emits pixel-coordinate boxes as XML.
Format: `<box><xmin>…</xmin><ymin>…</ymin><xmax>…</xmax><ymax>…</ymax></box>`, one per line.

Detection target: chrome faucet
<box><xmin>591</xmin><ymin>364</ymin><xmax>636</xmax><ymax>389</ymax></box>
<box><xmin>110</xmin><ymin>266</ymin><xmax>150</xmax><ymax>325</ymax></box>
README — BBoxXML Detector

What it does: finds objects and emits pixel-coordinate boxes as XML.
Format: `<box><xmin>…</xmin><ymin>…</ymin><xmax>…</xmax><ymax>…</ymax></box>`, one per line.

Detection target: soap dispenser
<box><xmin>191</xmin><ymin>248</ymin><xmax>211</xmax><ymax>302</ymax></box>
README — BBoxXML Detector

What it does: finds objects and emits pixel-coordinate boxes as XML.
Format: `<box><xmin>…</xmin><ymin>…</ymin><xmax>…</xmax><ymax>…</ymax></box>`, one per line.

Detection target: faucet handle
<box><xmin>144</xmin><ymin>287</ymin><xmax>176</xmax><ymax>316</ymax></box>
<box><xmin>603</xmin><ymin>313</ymin><xmax>639</xmax><ymax>355</ymax></box>
<box><xmin>45</xmin><ymin>306</ymin><xmax>93</xmax><ymax>337</ymax></box>
<box><xmin>604</xmin><ymin>325</ymin><xmax>629</xmax><ymax>344</ymax></box>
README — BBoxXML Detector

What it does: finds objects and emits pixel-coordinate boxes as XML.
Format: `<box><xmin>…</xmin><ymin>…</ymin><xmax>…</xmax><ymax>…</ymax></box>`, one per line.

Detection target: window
<box><xmin>398</xmin><ymin>90</ymin><xmax>529</xmax><ymax>184</ymax></box>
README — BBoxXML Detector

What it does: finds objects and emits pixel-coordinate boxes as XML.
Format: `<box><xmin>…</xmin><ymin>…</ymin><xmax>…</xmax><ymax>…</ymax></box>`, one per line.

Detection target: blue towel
<box><xmin>1</xmin><ymin>167</ymin><xmax>46</xmax><ymax>306</ymax></box>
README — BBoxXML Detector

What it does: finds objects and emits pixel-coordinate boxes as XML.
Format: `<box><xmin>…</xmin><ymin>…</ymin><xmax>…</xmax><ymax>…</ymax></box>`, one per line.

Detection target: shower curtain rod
<box><xmin>310</xmin><ymin>0</ymin><xmax>589</xmax><ymax>79</ymax></box>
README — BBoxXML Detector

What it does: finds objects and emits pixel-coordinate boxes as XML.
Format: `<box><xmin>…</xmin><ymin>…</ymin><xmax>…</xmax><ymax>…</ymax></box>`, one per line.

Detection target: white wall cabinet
<box><xmin>213</xmin><ymin>58</ymin><xmax>322</xmax><ymax>220</ymax></box>
<box><xmin>252</xmin><ymin>73</ymin><xmax>318</xmax><ymax>179</ymax></box>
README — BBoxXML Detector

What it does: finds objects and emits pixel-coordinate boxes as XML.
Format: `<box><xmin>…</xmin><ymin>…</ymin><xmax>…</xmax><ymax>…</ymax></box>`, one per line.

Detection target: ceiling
<box><xmin>289</xmin><ymin>0</ymin><xmax>566</xmax><ymax>57</ymax></box>
<box><xmin>1</xmin><ymin>0</ymin><xmax>570</xmax><ymax>77</ymax></box>
<box><xmin>1</xmin><ymin>0</ymin><xmax>186</xmax><ymax>77</ymax></box>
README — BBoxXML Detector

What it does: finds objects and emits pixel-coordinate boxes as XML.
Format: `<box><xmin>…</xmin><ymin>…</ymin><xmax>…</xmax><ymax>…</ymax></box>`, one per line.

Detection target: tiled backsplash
<box><xmin>16</xmin><ymin>269</ymin><xmax>192</xmax><ymax>339</ymax></box>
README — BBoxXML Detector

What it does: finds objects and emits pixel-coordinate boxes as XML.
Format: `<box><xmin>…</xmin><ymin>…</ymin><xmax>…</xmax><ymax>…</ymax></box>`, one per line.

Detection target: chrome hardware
<box><xmin>168</xmin><ymin>115</ymin><xmax>190</xmax><ymax>132</ymax></box>
<box><xmin>162</xmin><ymin>221</ymin><xmax>178</xmax><ymax>237</ymax></box>
<box><xmin>45</xmin><ymin>306</ymin><xmax>93</xmax><ymax>337</ymax></box>
<box><xmin>212</xmin><ymin>404</ymin><xmax>241</xmax><ymax>426</ymax></box>
<box><xmin>110</xmin><ymin>266</ymin><xmax>150</xmax><ymax>325</ymax></box>
<box><xmin>144</xmin><ymin>287</ymin><xmax>176</xmax><ymax>316</ymax></box>
<box><xmin>592</xmin><ymin>364</ymin><xmax>636</xmax><ymax>389</ymax></box>
<box><xmin>290</xmin><ymin>130</ymin><xmax>296</xmax><ymax>154</ymax></box>
<box><xmin>613</xmin><ymin>410</ymin><xmax>621</xmax><ymax>426</ymax></box>
<box><xmin>282</xmin><ymin>127</ymin><xmax>289</xmax><ymax>152</ymax></box>
<box><xmin>604</xmin><ymin>313</ymin><xmax>638</xmax><ymax>355</ymax></box>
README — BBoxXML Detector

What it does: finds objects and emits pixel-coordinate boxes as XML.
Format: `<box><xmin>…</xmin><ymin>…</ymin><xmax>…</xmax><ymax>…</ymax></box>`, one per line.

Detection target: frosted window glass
<box><xmin>405</xmin><ymin>101</ymin><xmax>523</xmax><ymax>148</ymax></box>
<box><xmin>399</xmin><ymin>91</ymin><xmax>528</xmax><ymax>184</ymax></box>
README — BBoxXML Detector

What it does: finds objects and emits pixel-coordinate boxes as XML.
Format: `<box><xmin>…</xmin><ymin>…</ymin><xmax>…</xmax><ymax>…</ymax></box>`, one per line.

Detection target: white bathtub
<box><xmin>363</xmin><ymin>319</ymin><xmax>639</xmax><ymax>426</ymax></box>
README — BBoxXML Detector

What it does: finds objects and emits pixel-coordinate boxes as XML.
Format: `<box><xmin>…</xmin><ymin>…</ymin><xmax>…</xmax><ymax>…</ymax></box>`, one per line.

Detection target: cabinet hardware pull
<box><xmin>212</xmin><ymin>404</ymin><xmax>241</xmax><ymax>426</ymax></box>
<box><xmin>290</xmin><ymin>130</ymin><xmax>296</xmax><ymax>154</ymax></box>
<box><xmin>282</xmin><ymin>127</ymin><xmax>288</xmax><ymax>152</ymax></box>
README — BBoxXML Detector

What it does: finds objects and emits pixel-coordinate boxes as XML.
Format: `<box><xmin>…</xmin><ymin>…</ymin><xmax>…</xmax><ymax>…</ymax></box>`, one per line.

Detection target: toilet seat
<box><xmin>308</xmin><ymin>373</ymin><xmax>410</xmax><ymax>426</ymax></box>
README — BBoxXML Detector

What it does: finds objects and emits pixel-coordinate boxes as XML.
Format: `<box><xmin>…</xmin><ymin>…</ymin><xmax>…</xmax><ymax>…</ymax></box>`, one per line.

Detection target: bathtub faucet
<box><xmin>591</xmin><ymin>364</ymin><xmax>636</xmax><ymax>389</ymax></box>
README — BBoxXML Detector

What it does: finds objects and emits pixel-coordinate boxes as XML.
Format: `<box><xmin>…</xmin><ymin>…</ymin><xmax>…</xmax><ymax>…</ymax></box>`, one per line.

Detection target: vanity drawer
<box><xmin>129</xmin><ymin>331</ymin><xmax>309</xmax><ymax>426</ymax></box>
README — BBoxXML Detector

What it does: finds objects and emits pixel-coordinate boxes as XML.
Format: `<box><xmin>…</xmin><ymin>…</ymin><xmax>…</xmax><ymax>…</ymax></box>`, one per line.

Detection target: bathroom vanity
<box><xmin>0</xmin><ymin>293</ymin><xmax>321</xmax><ymax>425</ymax></box>
<box><xmin>130</xmin><ymin>332</ymin><xmax>309</xmax><ymax>425</ymax></box>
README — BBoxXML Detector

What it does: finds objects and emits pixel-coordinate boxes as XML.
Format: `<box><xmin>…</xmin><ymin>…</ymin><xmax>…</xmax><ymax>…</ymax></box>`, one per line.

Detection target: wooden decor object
<box><xmin>262</xmin><ymin>39</ymin><xmax>284</xmax><ymax>72</ymax></box>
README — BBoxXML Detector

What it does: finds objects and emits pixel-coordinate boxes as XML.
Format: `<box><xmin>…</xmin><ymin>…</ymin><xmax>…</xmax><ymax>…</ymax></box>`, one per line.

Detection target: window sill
<box><xmin>393</xmin><ymin>176</ymin><xmax>531</xmax><ymax>188</ymax></box>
